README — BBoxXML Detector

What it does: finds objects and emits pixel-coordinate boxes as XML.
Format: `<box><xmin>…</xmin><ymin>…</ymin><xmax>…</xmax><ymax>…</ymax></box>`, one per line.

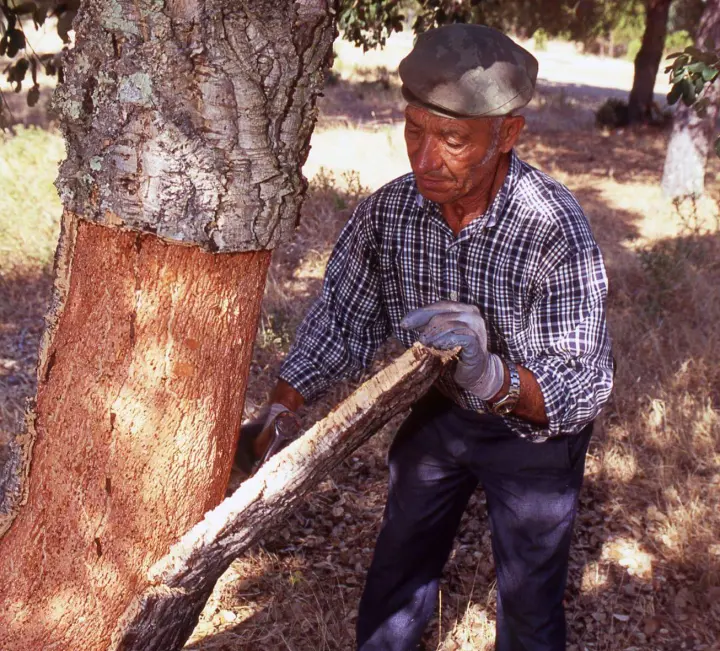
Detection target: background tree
<box><xmin>627</xmin><ymin>0</ymin><xmax>674</xmax><ymax>123</ymax></box>
<box><xmin>662</xmin><ymin>0</ymin><xmax>720</xmax><ymax>198</ymax></box>
<box><xmin>339</xmin><ymin>0</ymin><xmax>631</xmax><ymax>50</ymax></box>
<box><xmin>626</xmin><ymin>0</ymin><xmax>708</xmax><ymax>123</ymax></box>
<box><xmin>0</xmin><ymin>0</ymin><xmax>336</xmax><ymax>648</ymax></box>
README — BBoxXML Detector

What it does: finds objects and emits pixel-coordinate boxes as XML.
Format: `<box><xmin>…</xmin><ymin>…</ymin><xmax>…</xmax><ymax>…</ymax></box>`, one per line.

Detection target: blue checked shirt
<box><xmin>280</xmin><ymin>151</ymin><xmax>614</xmax><ymax>441</ymax></box>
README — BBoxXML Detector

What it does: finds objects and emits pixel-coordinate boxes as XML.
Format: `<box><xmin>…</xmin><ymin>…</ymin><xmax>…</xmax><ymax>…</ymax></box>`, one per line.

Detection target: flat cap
<box><xmin>399</xmin><ymin>24</ymin><xmax>538</xmax><ymax>118</ymax></box>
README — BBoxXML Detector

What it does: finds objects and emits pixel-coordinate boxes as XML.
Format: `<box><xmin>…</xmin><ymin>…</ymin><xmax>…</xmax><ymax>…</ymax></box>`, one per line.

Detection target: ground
<box><xmin>1</xmin><ymin>34</ymin><xmax>719</xmax><ymax>651</ymax></box>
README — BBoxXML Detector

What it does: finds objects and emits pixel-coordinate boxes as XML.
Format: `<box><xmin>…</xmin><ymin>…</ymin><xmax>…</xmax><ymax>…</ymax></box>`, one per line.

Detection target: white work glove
<box><xmin>248</xmin><ymin>402</ymin><xmax>293</xmax><ymax>430</ymax></box>
<box><xmin>401</xmin><ymin>301</ymin><xmax>505</xmax><ymax>401</ymax></box>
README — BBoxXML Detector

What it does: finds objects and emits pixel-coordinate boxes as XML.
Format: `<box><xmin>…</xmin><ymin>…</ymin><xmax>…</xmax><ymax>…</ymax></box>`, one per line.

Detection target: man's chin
<box><xmin>417</xmin><ymin>184</ymin><xmax>455</xmax><ymax>204</ymax></box>
<box><xmin>415</xmin><ymin>177</ymin><xmax>452</xmax><ymax>199</ymax></box>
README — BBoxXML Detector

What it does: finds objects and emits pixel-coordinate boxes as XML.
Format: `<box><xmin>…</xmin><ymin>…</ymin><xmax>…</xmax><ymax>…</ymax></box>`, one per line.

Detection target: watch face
<box><xmin>493</xmin><ymin>401</ymin><xmax>514</xmax><ymax>416</ymax></box>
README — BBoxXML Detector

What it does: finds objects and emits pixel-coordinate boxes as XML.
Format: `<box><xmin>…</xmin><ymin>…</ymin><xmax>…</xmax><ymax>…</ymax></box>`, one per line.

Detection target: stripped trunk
<box><xmin>662</xmin><ymin>0</ymin><xmax>720</xmax><ymax>198</ymax></box>
<box><xmin>627</xmin><ymin>0</ymin><xmax>672</xmax><ymax>124</ymax></box>
<box><xmin>112</xmin><ymin>345</ymin><xmax>453</xmax><ymax>650</ymax></box>
<box><xmin>0</xmin><ymin>1</ymin><xmax>336</xmax><ymax>649</ymax></box>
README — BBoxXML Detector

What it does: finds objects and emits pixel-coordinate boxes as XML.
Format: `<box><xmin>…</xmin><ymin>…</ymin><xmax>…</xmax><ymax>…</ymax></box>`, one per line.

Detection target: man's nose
<box><xmin>413</xmin><ymin>136</ymin><xmax>442</xmax><ymax>175</ymax></box>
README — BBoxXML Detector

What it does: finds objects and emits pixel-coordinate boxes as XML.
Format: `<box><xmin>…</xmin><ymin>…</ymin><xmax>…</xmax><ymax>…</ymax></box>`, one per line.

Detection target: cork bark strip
<box><xmin>0</xmin><ymin>218</ymin><xmax>270</xmax><ymax>649</ymax></box>
<box><xmin>110</xmin><ymin>345</ymin><xmax>454</xmax><ymax>650</ymax></box>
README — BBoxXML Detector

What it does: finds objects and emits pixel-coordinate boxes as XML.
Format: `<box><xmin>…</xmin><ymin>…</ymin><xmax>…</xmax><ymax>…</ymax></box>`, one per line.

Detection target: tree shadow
<box><xmin>0</xmin><ymin>83</ymin><xmax>57</xmax><ymax>131</ymax></box>
<box><xmin>524</xmin><ymin>79</ymin><xmax>670</xmax><ymax>132</ymax></box>
<box><xmin>0</xmin><ymin>269</ymin><xmax>52</xmax><ymax>396</ymax></box>
<box><xmin>316</xmin><ymin>73</ymin><xmax>672</xmax><ymax>136</ymax></box>
<box><xmin>318</xmin><ymin>73</ymin><xmax>405</xmax><ymax>128</ymax></box>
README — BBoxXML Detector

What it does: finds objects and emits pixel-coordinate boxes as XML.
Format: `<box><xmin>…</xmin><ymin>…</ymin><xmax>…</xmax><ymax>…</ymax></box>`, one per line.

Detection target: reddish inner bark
<box><xmin>0</xmin><ymin>220</ymin><xmax>270</xmax><ymax>649</ymax></box>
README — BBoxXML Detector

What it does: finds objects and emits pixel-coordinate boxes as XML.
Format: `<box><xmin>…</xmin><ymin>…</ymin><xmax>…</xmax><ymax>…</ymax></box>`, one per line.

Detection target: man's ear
<box><xmin>498</xmin><ymin>115</ymin><xmax>525</xmax><ymax>153</ymax></box>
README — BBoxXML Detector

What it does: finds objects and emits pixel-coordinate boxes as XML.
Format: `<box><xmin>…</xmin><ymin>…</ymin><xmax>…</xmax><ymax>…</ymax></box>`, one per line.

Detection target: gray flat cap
<box><xmin>399</xmin><ymin>24</ymin><xmax>538</xmax><ymax>118</ymax></box>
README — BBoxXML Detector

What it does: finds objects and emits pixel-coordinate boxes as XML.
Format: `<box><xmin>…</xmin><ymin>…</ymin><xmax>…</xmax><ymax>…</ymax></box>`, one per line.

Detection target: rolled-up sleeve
<box><xmin>279</xmin><ymin>200</ymin><xmax>390</xmax><ymax>402</ymax></box>
<box><xmin>522</xmin><ymin>245</ymin><xmax>614</xmax><ymax>437</ymax></box>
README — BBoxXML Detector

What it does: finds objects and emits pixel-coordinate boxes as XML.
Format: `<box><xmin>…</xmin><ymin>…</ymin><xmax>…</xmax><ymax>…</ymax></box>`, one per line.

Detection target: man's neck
<box><xmin>440</xmin><ymin>152</ymin><xmax>511</xmax><ymax>236</ymax></box>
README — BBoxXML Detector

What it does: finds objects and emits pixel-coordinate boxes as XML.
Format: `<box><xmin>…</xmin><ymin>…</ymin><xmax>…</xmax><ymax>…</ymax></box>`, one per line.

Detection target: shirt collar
<box><xmin>482</xmin><ymin>149</ymin><xmax>520</xmax><ymax>229</ymax></box>
<box><xmin>414</xmin><ymin>149</ymin><xmax>521</xmax><ymax>231</ymax></box>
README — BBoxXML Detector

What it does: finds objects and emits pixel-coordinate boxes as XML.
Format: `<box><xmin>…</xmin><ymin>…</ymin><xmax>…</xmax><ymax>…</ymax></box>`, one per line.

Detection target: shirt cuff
<box><xmin>523</xmin><ymin>356</ymin><xmax>583</xmax><ymax>438</ymax></box>
<box><xmin>278</xmin><ymin>355</ymin><xmax>332</xmax><ymax>403</ymax></box>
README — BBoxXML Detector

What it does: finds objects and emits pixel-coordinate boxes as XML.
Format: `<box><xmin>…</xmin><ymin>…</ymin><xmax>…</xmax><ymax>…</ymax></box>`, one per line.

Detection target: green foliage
<box><xmin>666</xmin><ymin>46</ymin><xmax>720</xmax><ymax>110</ymax></box>
<box><xmin>533</xmin><ymin>28</ymin><xmax>548</xmax><ymax>51</ymax></box>
<box><xmin>665</xmin><ymin>29</ymin><xmax>693</xmax><ymax>54</ymax></box>
<box><xmin>338</xmin><ymin>0</ymin><xmax>646</xmax><ymax>52</ymax></box>
<box><xmin>602</xmin><ymin>2</ymin><xmax>644</xmax><ymax>60</ymax></box>
<box><xmin>624</xmin><ymin>28</ymin><xmax>692</xmax><ymax>66</ymax></box>
<box><xmin>338</xmin><ymin>0</ymin><xmax>408</xmax><ymax>51</ymax></box>
<box><xmin>665</xmin><ymin>44</ymin><xmax>720</xmax><ymax>156</ymax></box>
<box><xmin>595</xmin><ymin>0</ymin><xmax>643</xmax><ymax>58</ymax></box>
<box><xmin>0</xmin><ymin>0</ymin><xmax>77</xmax><ymax>124</ymax></box>
<box><xmin>625</xmin><ymin>38</ymin><xmax>641</xmax><ymax>61</ymax></box>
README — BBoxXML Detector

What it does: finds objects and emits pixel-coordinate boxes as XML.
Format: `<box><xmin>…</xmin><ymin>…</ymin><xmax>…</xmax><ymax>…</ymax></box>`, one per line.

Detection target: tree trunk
<box><xmin>662</xmin><ymin>0</ymin><xmax>720</xmax><ymax>198</ymax></box>
<box><xmin>628</xmin><ymin>0</ymin><xmax>672</xmax><ymax>124</ymax></box>
<box><xmin>0</xmin><ymin>1</ymin><xmax>336</xmax><ymax>649</ymax></box>
<box><xmin>113</xmin><ymin>344</ymin><xmax>454</xmax><ymax>651</ymax></box>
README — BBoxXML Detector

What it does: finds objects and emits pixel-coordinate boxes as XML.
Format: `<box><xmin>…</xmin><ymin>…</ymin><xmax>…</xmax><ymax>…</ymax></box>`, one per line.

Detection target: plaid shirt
<box><xmin>280</xmin><ymin>151</ymin><xmax>613</xmax><ymax>441</ymax></box>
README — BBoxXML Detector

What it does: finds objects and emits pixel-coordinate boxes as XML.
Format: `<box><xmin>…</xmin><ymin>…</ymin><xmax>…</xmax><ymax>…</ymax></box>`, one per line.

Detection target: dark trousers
<box><xmin>356</xmin><ymin>390</ymin><xmax>592</xmax><ymax>651</ymax></box>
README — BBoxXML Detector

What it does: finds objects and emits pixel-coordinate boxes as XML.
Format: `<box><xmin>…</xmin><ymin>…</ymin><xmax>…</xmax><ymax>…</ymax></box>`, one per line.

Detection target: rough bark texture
<box><xmin>662</xmin><ymin>0</ymin><xmax>720</xmax><ymax>198</ymax></box>
<box><xmin>0</xmin><ymin>217</ymin><xmax>270</xmax><ymax>649</ymax></box>
<box><xmin>627</xmin><ymin>0</ymin><xmax>672</xmax><ymax>124</ymax></box>
<box><xmin>110</xmin><ymin>344</ymin><xmax>454</xmax><ymax>651</ymax></box>
<box><xmin>0</xmin><ymin>413</ymin><xmax>35</xmax><ymax>536</ymax></box>
<box><xmin>0</xmin><ymin>1</ymin><xmax>337</xmax><ymax>649</ymax></box>
<box><xmin>54</xmin><ymin>0</ymin><xmax>336</xmax><ymax>252</ymax></box>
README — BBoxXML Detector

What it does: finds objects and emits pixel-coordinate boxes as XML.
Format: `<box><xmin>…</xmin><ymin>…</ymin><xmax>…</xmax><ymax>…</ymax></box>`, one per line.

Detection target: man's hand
<box><xmin>235</xmin><ymin>381</ymin><xmax>306</xmax><ymax>475</ymax></box>
<box><xmin>401</xmin><ymin>301</ymin><xmax>505</xmax><ymax>401</ymax></box>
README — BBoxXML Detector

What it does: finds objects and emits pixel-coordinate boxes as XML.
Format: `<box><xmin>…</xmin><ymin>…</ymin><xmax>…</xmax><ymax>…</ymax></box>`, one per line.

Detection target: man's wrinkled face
<box><xmin>404</xmin><ymin>105</ymin><xmax>504</xmax><ymax>205</ymax></box>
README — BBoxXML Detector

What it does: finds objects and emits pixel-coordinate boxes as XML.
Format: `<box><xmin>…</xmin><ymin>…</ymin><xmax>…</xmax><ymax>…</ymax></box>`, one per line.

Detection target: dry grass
<box><xmin>0</xmin><ymin>127</ymin><xmax>63</xmax><ymax>443</ymax></box>
<box><xmin>1</xmin><ymin>42</ymin><xmax>719</xmax><ymax>651</ymax></box>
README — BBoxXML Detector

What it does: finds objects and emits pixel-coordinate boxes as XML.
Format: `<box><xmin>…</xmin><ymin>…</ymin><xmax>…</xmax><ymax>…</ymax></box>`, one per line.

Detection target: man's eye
<box><xmin>446</xmin><ymin>140</ymin><xmax>464</xmax><ymax>149</ymax></box>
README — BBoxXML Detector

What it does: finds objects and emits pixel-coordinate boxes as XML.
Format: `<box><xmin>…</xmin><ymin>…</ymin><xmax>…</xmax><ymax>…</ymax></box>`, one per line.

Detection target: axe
<box><xmin>234</xmin><ymin>409</ymin><xmax>303</xmax><ymax>476</ymax></box>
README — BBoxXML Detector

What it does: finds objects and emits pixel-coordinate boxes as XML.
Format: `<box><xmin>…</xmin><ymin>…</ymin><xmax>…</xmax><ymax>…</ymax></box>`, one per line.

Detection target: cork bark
<box><xmin>54</xmin><ymin>0</ymin><xmax>336</xmax><ymax>252</ymax></box>
<box><xmin>0</xmin><ymin>0</ymin><xmax>337</xmax><ymax>649</ymax></box>
<box><xmin>111</xmin><ymin>345</ymin><xmax>454</xmax><ymax>651</ymax></box>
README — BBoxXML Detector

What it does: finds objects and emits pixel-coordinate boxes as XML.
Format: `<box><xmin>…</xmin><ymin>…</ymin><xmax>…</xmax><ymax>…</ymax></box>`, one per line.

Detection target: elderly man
<box><xmin>243</xmin><ymin>23</ymin><xmax>613</xmax><ymax>651</ymax></box>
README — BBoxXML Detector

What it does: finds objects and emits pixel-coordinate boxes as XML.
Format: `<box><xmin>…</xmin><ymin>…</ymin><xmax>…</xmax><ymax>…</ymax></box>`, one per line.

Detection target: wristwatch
<box><xmin>489</xmin><ymin>359</ymin><xmax>520</xmax><ymax>416</ymax></box>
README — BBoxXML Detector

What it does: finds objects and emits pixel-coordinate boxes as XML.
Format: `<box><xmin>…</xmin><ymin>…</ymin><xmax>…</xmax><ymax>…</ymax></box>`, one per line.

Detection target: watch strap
<box><xmin>490</xmin><ymin>360</ymin><xmax>520</xmax><ymax>415</ymax></box>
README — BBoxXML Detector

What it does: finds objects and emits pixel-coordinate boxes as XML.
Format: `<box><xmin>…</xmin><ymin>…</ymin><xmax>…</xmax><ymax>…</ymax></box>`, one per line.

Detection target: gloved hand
<box><xmin>234</xmin><ymin>402</ymin><xmax>300</xmax><ymax>475</ymax></box>
<box><xmin>401</xmin><ymin>301</ymin><xmax>505</xmax><ymax>400</ymax></box>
